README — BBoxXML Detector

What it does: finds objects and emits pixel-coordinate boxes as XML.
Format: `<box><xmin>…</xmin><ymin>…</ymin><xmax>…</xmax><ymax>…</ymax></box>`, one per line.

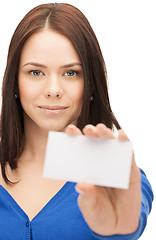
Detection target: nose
<box><xmin>44</xmin><ymin>75</ymin><xmax>63</xmax><ymax>99</ymax></box>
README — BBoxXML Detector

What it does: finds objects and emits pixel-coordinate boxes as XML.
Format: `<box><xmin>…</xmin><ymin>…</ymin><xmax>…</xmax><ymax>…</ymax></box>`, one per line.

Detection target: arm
<box><xmin>65</xmin><ymin>124</ymin><xmax>154</xmax><ymax>239</ymax></box>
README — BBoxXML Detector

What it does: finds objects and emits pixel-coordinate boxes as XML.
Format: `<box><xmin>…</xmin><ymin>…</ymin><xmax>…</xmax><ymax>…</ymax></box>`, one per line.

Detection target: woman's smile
<box><xmin>38</xmin><ymin>105</ymin><xmax>68</xmax><ymax>115</ymax></box>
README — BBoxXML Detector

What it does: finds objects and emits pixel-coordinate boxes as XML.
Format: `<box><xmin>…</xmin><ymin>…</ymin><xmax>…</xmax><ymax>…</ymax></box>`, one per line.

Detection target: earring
<box><xmin>90</xmin><ymin>96</ymin><xmax>94</xmax><ymax>101</ymax></box>
<box><xmin>15</xmin><ymin>93</ymin><xmax>19</xmax><ymax>99</ymax></box>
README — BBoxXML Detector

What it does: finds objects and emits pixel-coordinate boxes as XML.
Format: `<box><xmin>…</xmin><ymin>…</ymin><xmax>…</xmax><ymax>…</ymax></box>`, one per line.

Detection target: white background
<box><xmin>0</xmin><ymin>0</ymin><xmax>155</xmax><ymax>239</ymax></box>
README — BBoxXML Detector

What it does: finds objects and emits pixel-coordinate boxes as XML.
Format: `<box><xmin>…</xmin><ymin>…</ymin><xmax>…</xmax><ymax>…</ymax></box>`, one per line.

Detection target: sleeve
<box><xmin>91</xmin><ymin>169</ymin><xmax>154</xmax><ymax>240</ymax></box>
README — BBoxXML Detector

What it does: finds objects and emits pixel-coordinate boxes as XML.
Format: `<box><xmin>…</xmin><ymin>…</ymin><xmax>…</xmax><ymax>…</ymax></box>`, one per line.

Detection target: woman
<box><xmin>0</xmin><ymin>3</ymin><xmax>153</xmax><ymax>239</ymax></box>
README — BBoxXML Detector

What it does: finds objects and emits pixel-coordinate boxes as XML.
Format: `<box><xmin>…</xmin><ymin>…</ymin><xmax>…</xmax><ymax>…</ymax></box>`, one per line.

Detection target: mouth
<box><xmin>38</xmin><ymin>105</ymin><xmax>68</xmax><ymax>115</ymax></box>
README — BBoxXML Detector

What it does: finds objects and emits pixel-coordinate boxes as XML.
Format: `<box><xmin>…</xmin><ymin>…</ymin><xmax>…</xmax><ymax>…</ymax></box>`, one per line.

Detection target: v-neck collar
<box><xmin>0</xmin><ymin>181</ymin><xmax>75</xmax><ymax>223</ymax></box>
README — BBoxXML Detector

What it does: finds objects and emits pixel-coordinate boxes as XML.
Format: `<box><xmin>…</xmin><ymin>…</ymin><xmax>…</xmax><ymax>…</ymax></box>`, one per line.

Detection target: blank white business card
<box><xmin>43</xmin><ymin>131</ymin><xmax>133</xmax><ymax>189</ymax></box>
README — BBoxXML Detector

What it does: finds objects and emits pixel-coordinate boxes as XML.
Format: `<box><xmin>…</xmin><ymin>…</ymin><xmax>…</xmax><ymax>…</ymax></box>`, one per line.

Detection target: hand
<box><xmin>65</xmin><ymin>123</ymin><xmax>141</xmax><ymax>236</ymax></box>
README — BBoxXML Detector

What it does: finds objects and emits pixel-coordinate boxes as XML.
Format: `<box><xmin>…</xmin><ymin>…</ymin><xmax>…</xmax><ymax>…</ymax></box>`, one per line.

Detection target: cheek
<box><xmin>18</xmin><ymin>78</ymin><xmax>41</xmax><ymax>106</ymax></box>
<box><xmin>69</xmin><ymin>82</ymin><xmax>84</xmax><ymax>107</ymax></box>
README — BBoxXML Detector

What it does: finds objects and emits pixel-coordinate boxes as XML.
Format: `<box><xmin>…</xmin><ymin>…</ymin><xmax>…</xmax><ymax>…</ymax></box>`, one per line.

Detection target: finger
<box><xmin>82</xmin><ymin>125</ymin><xmax>99</xmax><ymax>138</ymax></box>
<box><xmin>131</xmin><ymin>152</ymin><xmax>138</xmax><ymax>169</ymax></box>
<box><xmin>118</xmin><ymin>129</ymin><xmax>130</xmax><ymax>141</ymax></box>
<box><xmin>75</xmin><ymin>182</ymin><xmax>97</xmax><ymax>194</ymax></box>
<box><xmin>118</xmin><ymin>129</ymin><xmax>136</xmax><ymax>167</ymax></box>
<box><xmin>65</xmin><ymin>124</ymin><xmax>82</xmax><ymax>136</ymax></box>
<box><xmin>96</xmin><ymin>123</ymin><xmax>116</xmax><ymax>139</ymax></box>
<box><xmin>75</xmin><ymin>182</ymin><xmax>103</xmax><ymax>218</ymax></box>
<box><xmin>118</xmin><ymin>130</ymin><xmax>138</xmax><ymax>172</ymax></box>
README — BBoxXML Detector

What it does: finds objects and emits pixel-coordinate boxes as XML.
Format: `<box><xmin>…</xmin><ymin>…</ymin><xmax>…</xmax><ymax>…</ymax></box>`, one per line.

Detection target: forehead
<box><xmin>20</xmin><ymin>29</ymin><xmax>81</xmax><ymax>66</ymax></box>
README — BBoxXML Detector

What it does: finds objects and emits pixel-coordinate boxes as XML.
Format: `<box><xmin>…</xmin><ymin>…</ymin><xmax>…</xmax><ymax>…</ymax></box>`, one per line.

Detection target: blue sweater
<box><xmin>0</xmin><ymin>169</ymin><xmax>153</xmax><ymax>240</ymax></box>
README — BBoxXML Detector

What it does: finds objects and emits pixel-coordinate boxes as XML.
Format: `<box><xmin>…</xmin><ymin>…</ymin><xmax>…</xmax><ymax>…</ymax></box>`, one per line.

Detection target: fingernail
<box><xmin>97</xmin><ymin>123</ymin><xmax>107</xmax><ymax>128</ymax></box>
<box><xmin>75</xmin><ymin>186</ymin><xmax>84</xmax><ymax>194</ymax></box>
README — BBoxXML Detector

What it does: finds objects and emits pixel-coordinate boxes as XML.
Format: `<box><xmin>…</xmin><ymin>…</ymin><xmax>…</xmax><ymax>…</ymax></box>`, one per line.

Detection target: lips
<box><xmin>38</xmin><ymin>105</ymin><xmax>68</xmax><ymax>115</ymax></box>
<box><xmin>39</xmin><ymin>105</ymin><xmax>68</xmax><ymax>110</ymax></box>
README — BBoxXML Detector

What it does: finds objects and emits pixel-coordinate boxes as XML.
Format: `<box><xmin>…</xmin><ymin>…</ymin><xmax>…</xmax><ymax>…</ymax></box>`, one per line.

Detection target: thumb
<box><xmin>75</xmin><ymin>182</ymin><xmax>97</xmax><ymax>194</ymax></box>
<box><xmin>75</xmin><ymin>182</ymin><xmax>99</xmax><ymax>213</ymax></box>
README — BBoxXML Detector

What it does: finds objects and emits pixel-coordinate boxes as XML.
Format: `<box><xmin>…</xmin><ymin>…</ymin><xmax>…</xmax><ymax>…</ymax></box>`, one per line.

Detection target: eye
<box><xmin>65</xmin><ymin>70</ymin><xmax>79</xmax><ymax>77</ymax></box>
<box><xmin>30</xmin><ymin>70</ymin><xmax>43</xmax><ymax>76</ymax></box>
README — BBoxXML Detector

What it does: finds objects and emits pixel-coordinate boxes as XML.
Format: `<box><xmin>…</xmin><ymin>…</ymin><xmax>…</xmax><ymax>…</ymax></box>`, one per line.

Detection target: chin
<box><xmin>39</xmin><ymin>124</ymin><xmax>67</xmax><ymax>132</ymax></box>
<box><xmin>37</xmin><ymin>118</ymin><xmax>78</xmax><ymax>132</ymax></box>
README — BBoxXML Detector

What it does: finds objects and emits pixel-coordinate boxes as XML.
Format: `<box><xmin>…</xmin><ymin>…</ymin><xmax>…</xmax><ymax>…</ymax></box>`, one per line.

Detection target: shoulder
<box><xmin>0</xmin><ymin>164</ymin><xmax>2</xmax><ymax>185</ymax></box>
<box><xmin>140</xmin><ymin>168</ymin><xmax>154</xmax><ymax>214</ymax></box>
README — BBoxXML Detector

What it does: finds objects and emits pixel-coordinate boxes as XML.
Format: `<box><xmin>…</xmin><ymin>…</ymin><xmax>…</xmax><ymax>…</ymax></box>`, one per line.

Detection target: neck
<box><xmin>19</xmin><ymin>116</ymin><xmax>49</xmax><ymax>168</ymax></box>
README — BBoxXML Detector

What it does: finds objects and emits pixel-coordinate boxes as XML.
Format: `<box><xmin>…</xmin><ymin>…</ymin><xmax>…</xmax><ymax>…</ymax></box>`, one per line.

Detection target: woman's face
<box><xmin>18</xmin><ymin>30</ymin><xmax>84</xmax><ymax>132</ymax></box>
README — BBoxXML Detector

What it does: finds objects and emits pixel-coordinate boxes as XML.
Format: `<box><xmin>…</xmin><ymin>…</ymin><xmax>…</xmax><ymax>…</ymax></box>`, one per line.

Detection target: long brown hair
<box><xmin>0</xmin><ymin>3</ymin><xmax>121</xmax><ymax>184</ymax></box>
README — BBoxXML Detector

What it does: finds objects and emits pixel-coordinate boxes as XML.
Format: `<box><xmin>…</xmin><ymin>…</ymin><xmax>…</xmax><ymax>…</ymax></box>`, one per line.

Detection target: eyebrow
<box><xmin>21</xmin><ymin>62</ymin><xmax>82</xmax><ymax>68</ymax></box>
